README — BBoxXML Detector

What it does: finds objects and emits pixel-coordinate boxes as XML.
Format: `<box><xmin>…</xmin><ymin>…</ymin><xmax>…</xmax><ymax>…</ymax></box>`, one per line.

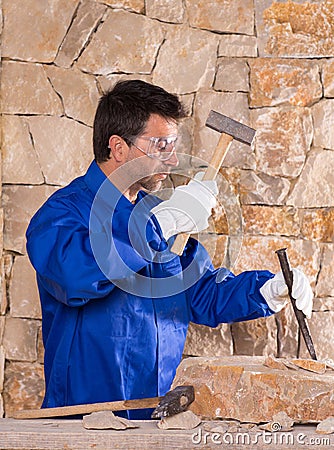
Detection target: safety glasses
<box><xmin>128</xmin><ymin>135</ymin><xmax>178</xmax><ymax>161</ymax></box>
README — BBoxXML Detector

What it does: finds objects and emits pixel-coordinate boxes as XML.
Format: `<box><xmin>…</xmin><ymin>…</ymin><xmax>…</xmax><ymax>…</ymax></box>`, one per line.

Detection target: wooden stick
<box><xmin>170</xmin><ymin>133</ymin><xmax>234</xmax><ymax>255</ymax></box>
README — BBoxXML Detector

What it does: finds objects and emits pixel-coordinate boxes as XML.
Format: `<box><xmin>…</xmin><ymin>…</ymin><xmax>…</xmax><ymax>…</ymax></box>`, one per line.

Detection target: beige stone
<box><xmin>291</xmin><ymin>359</ymin><xmax>326</xmax><ymax>375</ymax></box>
<box><xmin>97</xmin><ymin>0</ymin><xmax>144</xmax><ymax>12</ymax></box>
<box><xmin>77</xmin><ymin>9</ymin><xmax>164</xmax><ymax>75</ymax></box>
<box><xmin>3</xmin><ymin>185</ymin><xmax>57</xmax><ymax>254</ymax></box>
<box><xmin>83</xmin><ymin>411</ymin><xmax>138</xmax><ymax>430</ymax></box>
<box><xmin>186</xmin><ymin>0</ymin><xmax>254</xmax><ymax>35</ymax></box>
<box><xmin>45</xmin><ymin>66</ymin><xmax>100</xmax><ymax>126</ymax></box>
<box><xmin>249</xmin><ymin>59</ymin><xmax>322</xmax><ymax>107</ymax></box>
<box><xmin>316</xmin><ymin>417</ymin><xmax>334</xmax><ymax>435</ymax></box>
<box><xmin>55</xmin><ymin>0</ymin><xmax>107</xmax><ymax>68</ymax></box>
<box><xmin>3</xmin><ymin>362</ymin><xmax>44</xmax><ymax>417</ymax></box>
<box><xmin>252</xmin><ymin>107</ymin><xmax>313</xmax><ymax>178</ymax></box>
<box><xmin>1</xmin><ymin>62</ymin><xmax>63</xmax><ymax>115</ymax></box>
<box><xmin>323</xmin><ymin>59</ymin><xmax>334</xmax><ymax>98</ymax></box>
<box><xmin>3</xmin><ymin>318</ymin><xmax>40</xmax><ymax>362</ymax></box>
<box><xmin>2</xmin><ymin>115</ymin><xmax>44</xmax><ymax>184</ymax></box>
<box><xmin>1</xmin><ymin>0</ymin><xmax>78</xmax><ymax>62</ymax></box>
<box><xmin>300</xmin><ymin>209</ymin><xmax>334</xmax><ymax>242</ymax></box>
<box><xmin>219</xmin><ymin>35</ymin><xmax>257</xmax><ymax>57</ymax></box>
<box><xmin>0</xmin><ymin>346</ymin><xmax>5</xmax><ymax>391</ymax></box>
<box><xmin>312</xmin><ymin>100</ymin><xmax>334</xmax><ymax>150</ymax></box>
<box><xmin>97</xmin><ymin>74</ymin><xmax>153</xmax><ymax>94</ymax></box>
<box><xmin>316</xmin><ymin>244</ymin><xmax>334</xmax><ymax>297</ymax></box>
<box><xmin>10</xmin><ymin>256</ymin><xmax>41</xmax><ymax>320</ymax></box>
<box><xmin>157</xmin><ymin>410</ymin><xmax>201</xmax><ymax>430</ymax></box>
<box><xmin>152</xmin><ymin>25</ymin><xmax>217</xmax><ymax>95</ymax></box>
<box><xmin>214</xmin><ymin>59</ymin><xmax>249</xmax><ymax>92</ymax></box>
<box><xmin>146</xmin><ymin>0</ymin><xmax>184</xmax><ymax>23</ymax></box>
<box><xmin>263</xmin><ymin>355</ymin><xmax>287</xmax><ymax>371</ymax></box>
<box><xmin>299</xmin><ymin>312</ymin><xmax>334</xmax><ymax>361</ymax></box>
<box><xmin>183</xmin><ymin>323</ymin><xmax>233</xmax><ymax>358</ymax></box>
<box><xmin>243</xmin><ymin>205</ymin><xmax>300</xmax><ymax>237</ymax></box>
<box><xmin>288</xmin><ymin>149</ymin><xmax>334</xmax><ymax>208</ymax></box>
<box><xmin>172</xmin><ymin>356</ymin><xmax>334</xmax><ymax>422</ymax></box>
<box><xmin>239</xmin><ymin>170</ymin><xmax>290</xmax><ymax>205</ymax></box>
<box><xmin>27</xmin><ymin>116</ymin><xmax>93</xmax><ymax>186</ymax></box>
<box><xmin>276</xmin><ymin>303</ymin><xmax>299</xmax><ymax>359</ymax></box>
<box><xmin>313</xmin><ymin>297</ymin><xmax>334</xmax><ymax>312</ymax></box>
<box><xmin>259</xmin><ymin>1</ymin><xmax>334</xmax><ymax>57</ymax></box>
<box><xmin>37</xmin><ymin>326</ymin><xmax>44</xmax><ymax>365</ymax></box>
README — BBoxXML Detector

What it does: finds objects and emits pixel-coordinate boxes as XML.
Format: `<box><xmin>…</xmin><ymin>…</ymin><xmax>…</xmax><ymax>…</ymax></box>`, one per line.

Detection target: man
<box><xmin>26</xmin><ymin>80</ymin><xmax>313</xmax><ymax>419</ymax></box>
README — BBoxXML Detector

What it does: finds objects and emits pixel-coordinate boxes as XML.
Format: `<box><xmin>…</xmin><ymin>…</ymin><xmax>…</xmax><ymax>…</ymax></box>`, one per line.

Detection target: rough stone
<box><xmin>252</xmin><ymin>107</ymin><xmax>313</xmax><ymax>178</ymax></box>
<box><xmin>45</xmin><ymin>66</ymin><xmax>100</xmax><ymax>126</ymax></box>
<box><xmin>263</xmin><ymin>355</ymin><xmax>287</xmax><ymax>371</ymax></box>
<box><xmin>312</xmin><ymin>100</ymin><xmax>334</xmax><ymax>150</ymax></box>
<box><xmin>243</xmin><ymin>206</ymin><xmax>300</xmax><ymax>237</ymax></box>
<box><xmin>239</xmin><ymin>170</ymin><xmax>290</xmax><ymax>205</ymax></box>
<box><xmin>0</xmin><ymin>346</ymin><xmax>5</xmax><ymax>391</ymax></box>
<box><xmin>183</xmin><ymin>323</ymin><xmax>233</xmax><ymax>358</ymax></box>
<box><xmin>214</xmin><ymin>59</ymin><xmax>249</xmax><ymax>92</ymax></box>
<box><xmin>10</xmin><ymin>256</ymin><xmax>41</xmax><ymax>320</ymax></box>
<box><xmin>37</xmin><ymin>326</ymin><xmax>44</xmax><ymax>365</ymax></box>
<box><xmin>259</xmin><ymin>1</ymin><xmax>334</xmax><ymax>57</ymax></box>
<box><xmin>3</xmin><ymin>318</ymin><xmax>39</xmax><ymax>362</ymax></box>
<box><xmin>27</xmin><ymin>116</ymin><xmax>93</xmax><ymax>186</ymax></box>
<box><xmin>157</xmin><ymin>410</ymin><xmax>201</xmax><ymax>430</ymax></box>
<box><xmin>82</xmin><ymin>411</ymin><xmax>138</xmax><ymax>430</ymax></box>
<box><xmin>323</xmin><ymin>59</ymin><xmax>334</xmax><ymax>98</ymax></box>
<box><xmin>3</xmin><ymin>185</ymin><xmax>57</xmax><ymax>254</ymax></box>
<box><xmin>276</xmin><ymin>303</ymin><xmax>299</xmax><ymax>359</ymax></box>
<box><xmin>172</xmin><ymin>356</ymin><xmax>334</xmax><ymax>422</ymax></box>
<box><xmin>192</xmin><ymin>91</ymin><xmax>253</xmax><ymax>170</ymax></box>
<box><xmin>316</xmin><ymin>417</ymin><xmax>334</xmax><ymax>435</ymax></box>
<box><xmin>1</xmin><ymin>0</ymin><xmax>78</xmax><ymax>62</ymax></box>
<box><xmin>288</xmin><ymin>149</ymin><xmax>334</xmax><ymax>207</ymax></box>
<box><xmin>186</xmin><ymin>0</ymin><xmax>254</xmax><ymax>35</ymax></box>
<box><xmin>77</xmin><ymin>10</ymin><xmax>164</xmax><ymax>75</ymax></box>
<box><xmin>249</xmin><ymin>59</ymin><xmax>322</xmax><ymax>107</ymax></box>
<box><xmin>3</xmin><ymin>362</ymin><xmax>44</xmax><ymax>417</ymax></box>
<box><xmin>219</xmin><ymin>35</ymin><xmax>257</xmax><ymax>57</ymax></box>
<box><xmin>290</xmin><ymin>359</ymin><xmax>326</xmax><ymax>375</ymax></box>
<box><xmin>152</xmin><ymin>26</ymin><xmax>217</xmax><ymax>95</ymax></box>
<box><xmin>97</xmin><ymin>0</ymin><xmax>144</xmax><ymax>13</ymax></box>
<box><xmin>299</xmin><ymin>312</ymin><xmax>334</xmax><ymax>361</ymax></box>
<box><xmin>146</xmin><ymin>0</ymin><xmax>184</xmax><ymax>23</ymax></box>
<box><xmin>1</xmin><ymin>62</ymin><xmax>63</xmax><ymax>115</ymax></box>
<box><xmin>2</xmin><ymin>115</ymin><xmax>44</xmax><ymax>185</ymax></box>
<box><xmin>300</xmin><ymin>209</ymin><xmax>334</xmax><ymax>242</ymax></box>
<box><xmin>97</xmin><ymin>73</ymin><xmax>153</xmax><ymax>94</ymax></box>
<box><xmin>55</xmin><ymin>0</ymin><xmax>107</xmax><ymax>68</ymax></box>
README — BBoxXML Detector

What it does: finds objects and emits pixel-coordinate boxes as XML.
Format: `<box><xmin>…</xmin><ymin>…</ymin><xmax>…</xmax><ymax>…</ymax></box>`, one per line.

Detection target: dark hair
<box><xmin>93</xmin><ymin>79</ymin><xmax>187</xmax><ymax>163</ymax></box>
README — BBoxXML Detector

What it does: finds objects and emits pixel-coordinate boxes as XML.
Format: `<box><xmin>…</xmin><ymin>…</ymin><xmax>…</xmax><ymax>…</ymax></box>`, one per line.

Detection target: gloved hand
<box><xmin>259</xmin><ymin>268</ymin><xmax>313</xmax><ymax>319</ymax></box>
<box><xmin>151</xmin><ymin>172</ymin><xmax>218</xmax><ymax>241</ymax></box>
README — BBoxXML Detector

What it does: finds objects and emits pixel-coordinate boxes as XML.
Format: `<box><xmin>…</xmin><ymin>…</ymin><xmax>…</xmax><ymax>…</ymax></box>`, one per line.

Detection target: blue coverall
<box><xmin>26</xmin><ymin>161</ymin><xmax>274</xmax><ymax>419</ymax></box>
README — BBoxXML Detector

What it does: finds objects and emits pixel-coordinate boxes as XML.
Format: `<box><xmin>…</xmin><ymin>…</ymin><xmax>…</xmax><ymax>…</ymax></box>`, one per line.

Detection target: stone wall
<box><xmin>1</xmin><ymin>0</ymin><xmax>334</xmax><ymax>416</ymax></box>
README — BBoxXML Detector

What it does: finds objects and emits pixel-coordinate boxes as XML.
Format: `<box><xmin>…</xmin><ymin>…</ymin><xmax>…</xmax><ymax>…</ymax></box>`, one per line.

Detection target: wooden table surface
<box><xmin>0</xmin><ymin>418</ymin><xmax>332</xmax><ymax>449</ymax></box>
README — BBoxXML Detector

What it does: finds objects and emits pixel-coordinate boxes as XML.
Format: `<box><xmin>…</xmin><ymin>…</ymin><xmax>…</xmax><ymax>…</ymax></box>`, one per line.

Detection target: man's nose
<box><xmin>164</xmin><ymin>150</ymin><xmax>179</xmax><ymax>167</ymax></box>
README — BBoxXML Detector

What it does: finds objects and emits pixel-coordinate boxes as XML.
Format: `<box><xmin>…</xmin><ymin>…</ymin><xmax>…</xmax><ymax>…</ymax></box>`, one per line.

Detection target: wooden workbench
<box><xmin>0</xmin><ymin>418</ymin><xmax>332</xmax><ymax>449</ymax></box>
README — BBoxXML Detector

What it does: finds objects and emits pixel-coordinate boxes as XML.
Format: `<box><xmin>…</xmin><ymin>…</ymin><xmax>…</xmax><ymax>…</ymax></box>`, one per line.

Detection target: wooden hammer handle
<box><xmin>171</xmin><ymin>133</ymin><xmax>234</xmax><ymax>256</ymax></box>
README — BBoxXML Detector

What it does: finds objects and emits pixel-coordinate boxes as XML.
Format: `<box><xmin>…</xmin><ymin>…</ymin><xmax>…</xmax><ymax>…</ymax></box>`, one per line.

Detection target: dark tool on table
<box><xmin>171</xmin><ymin>110</ymin><xmax>256</xmax><ymax>255</ymax></box>
<box><xmin>275</xmin><ymin>248</ymin><xmax>317</xmax><ymax>360</ymax></box>
<box><xmin>11</xmin><ymin>385</ymin><xmax>195</xmax><ymax>420</ymax></box>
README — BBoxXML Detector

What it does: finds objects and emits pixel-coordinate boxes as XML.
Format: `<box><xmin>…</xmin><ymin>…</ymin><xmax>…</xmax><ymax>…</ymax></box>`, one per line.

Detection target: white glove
<box><xmin>260</xmin><ymin>269</ymin><xmax>313</xmax><ymax>319</ymax></box>
<box><xmin>151</xmin><ymin>172</ymin><xmax>218</xmax><ymax>241</ymax></box>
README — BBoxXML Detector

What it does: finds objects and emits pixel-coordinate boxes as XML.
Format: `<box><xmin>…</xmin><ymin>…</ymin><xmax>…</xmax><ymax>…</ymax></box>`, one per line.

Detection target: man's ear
<box><xmin>108</xmin><ymin>135</ymin><xmax>128</xmax><ymax>162</ymax></box>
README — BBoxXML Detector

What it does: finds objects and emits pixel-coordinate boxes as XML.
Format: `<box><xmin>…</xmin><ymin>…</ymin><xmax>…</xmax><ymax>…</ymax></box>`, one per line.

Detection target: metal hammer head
<box><xmin>206</xmin><ymin>110</ymin><xmax>256</xmax><ymax>145</ymax></box>
<box><xmin>151</xmin><ymin>385</ymin><xmax>195</xmax><ymax>418</ymax></box>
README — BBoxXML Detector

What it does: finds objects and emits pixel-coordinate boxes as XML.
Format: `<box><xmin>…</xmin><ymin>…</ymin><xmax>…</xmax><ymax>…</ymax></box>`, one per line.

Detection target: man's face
<box><xmin>126</xmin><ymin>114</ymin><xmax>179</xmax><ymax>193</ymax></box>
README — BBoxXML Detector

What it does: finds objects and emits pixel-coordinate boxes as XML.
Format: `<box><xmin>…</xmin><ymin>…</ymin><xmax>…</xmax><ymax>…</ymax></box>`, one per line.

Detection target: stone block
<box><xmin>10</xmin><ymin>256</ymin><xmax>41</xmax><ymax>320</ymax></box>
<box><xmin>55</xmin><ymin>0</ymin><xmax>107</xmax><ymax>68</ymax></box>
<box><xmin>1</xmin><ymin>62</ymin><xmax>63</xmax><ymax>115</ymax></box>
<box><xmin>172</xmin><ymin>355</ymin><xmax>334</xmax><ymax>422</ymax></box>
<box><xmin>300</xmin><ymin>208</ymin><xmax>334</xmax><ymax>242</ymax></box>
<box><xmin>146</xmin><ymin>0</ymin><xmax>184</xmax><ymax>23</ymax></box>
<box><xmin>0</xmin><ymin>346</ymin><xmax>5</xmax><ymax>391</ymax></box>
<box><xmin>257</xmin><ymin>0</ymin><xmax>334</xmax><ymax>57</ymax></box>
<box><xmin>1</xmin><ymin>0</ymin><xmax>78</xmax><ymax>62</ymax></box>
<box><xmin>299</xmin><ymin>312</ymin><xmax>334</xmax><ymax>362</ymax></box>
<box><xmin>183</xmin><ymin>323</ymin><xmax>233</xmax><ymax>358</ymax></box>
<box><xmin>45</xmin><ymin>66</ymin><xmax>100</xmax><ymax>126</ymax></box>
<box><xmin>77</xmin><ymin>9</ymin><xmax>164</xmax><ymax>75</ymax></box>
<box><xmin>243</xmin><ymin>205</ymin><xmax>300</xmax><ymax>237</ymax></box>
<box><xmin>239</xmin><ymin>170</ymin><xmax>290</xmax><ymax>205</ymax></box>
<box><xmin>3</xmin><ymin>318</ymin><xmax>40</xmax><ymax>362</ymax></box>
<box><xmin>251</xmin><ymin>107</ymin><xmax>313</xmax><ymax>178</ymax></box>
<box><xmin>97</xmin><ymin>0</ymin><xmax>144</xmax><ymax>12</ymax></box>
<box><xmin>3</xmin><ymin>185</ymin><xmax>57</xmax><ymax>254</ymax></box>
<box><xmin>288</xmin><ymin>149</ymin><xmax>334</xmax><ymax>208</ymax></box>
<box><xmin>2</xmin><ymin>115</ymin><xmax>44</xmax><ymax>184</ymax></box>
<box><xmin>316</xmin><ymin>244</ymin><xmax>334</xmax><ymax>298</ymax></box>
<box><xmin>312</xmin><ymin>100</ymin><xmax>334</xmax><ymax>150</ymax></box>
<box><xmin>3</xmin><ymin>362</ymin><xmax>44</xmax><ymax>417</ymax></box>
<box><xmin>219</xmin><ymin>35</ymin><xmax>257</xmax><ymax>58</ymax></box>
<box><xmin>37</xmin><ymin>325</ymin><xmax>45</xmax><ymax>364</ymax></box>
<box><xmin>186</xmin><ymin>0</ymin><xmax>254</xmax><ymax>35</ymax></box>
<box><xmin>152</xmin><ymin>25</ymin><xmax>217</xmax><ymax>95</ymax></box>
<box><xmin>27</xmin><ymin>116</ymin><xmax>93</xmax><ymax>186</ymax></box>
<box><xmin>322</xmin><ymin>59</ymin><xmax>334</xmax><ymax>98</ymax></box>
<box><xmin>249</xmin><ymin>59</ymin><xmax>321</xmax><ymax>107</ymax></box>
<box><xmin>214</xmin><ymin>59</ymin><xmax>249</xmax><ymax>92</ymax></box>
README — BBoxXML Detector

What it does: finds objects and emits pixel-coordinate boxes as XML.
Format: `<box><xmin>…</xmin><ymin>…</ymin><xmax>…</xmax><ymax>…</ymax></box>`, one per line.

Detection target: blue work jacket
<box><xmin>26</xmin><ymin>161</ymin><xmax>274</xmax><ymax>419</ymax></box>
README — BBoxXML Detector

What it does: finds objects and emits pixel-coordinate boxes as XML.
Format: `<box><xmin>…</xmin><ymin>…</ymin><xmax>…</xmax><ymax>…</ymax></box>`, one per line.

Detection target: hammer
<box><xmin>10</xmin><ymin>385</ymin><xmax>195</xmax><ymax>420</ymax></box>
<box><xmin>171</xmin><ymin>110</ymin><xmax>256</xmax><ymax>255</ymax></box>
